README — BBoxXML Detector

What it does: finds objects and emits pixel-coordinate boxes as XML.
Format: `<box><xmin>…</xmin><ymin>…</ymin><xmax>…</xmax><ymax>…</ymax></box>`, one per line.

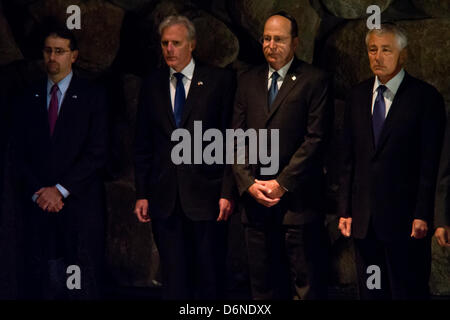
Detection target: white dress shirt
<box><xmin>169</xmin><ymin>58</ymin><xmax>195</xmax><ymax>111</ymax></box>
<box><xmin>47</xmin><ymin>71</ymin><xmax>73</xmax><ymax>114</ymax></box>
<box><xmin>371</xmin><ymin>68</ymin><xmax>405</xmax><ymax>117</ymax></box>
<box><xmin>267</xmin><ymin>57</ymin><xmax>294</xmax><ymax>90</ymax></box>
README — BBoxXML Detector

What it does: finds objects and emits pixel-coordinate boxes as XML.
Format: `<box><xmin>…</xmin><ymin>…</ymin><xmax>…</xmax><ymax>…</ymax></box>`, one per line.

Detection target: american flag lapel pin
<box><xmin>198</xmin><ymin>81</ymin><xmax>204</xmax><ymax>86</ymax></box>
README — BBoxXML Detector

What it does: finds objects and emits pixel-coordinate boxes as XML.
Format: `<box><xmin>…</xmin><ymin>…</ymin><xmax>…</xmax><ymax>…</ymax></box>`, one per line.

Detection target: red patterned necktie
<box><xmin>48</xmin><ymin>84</ymin><xmax>59</xmax><ymax>136</ymax></box>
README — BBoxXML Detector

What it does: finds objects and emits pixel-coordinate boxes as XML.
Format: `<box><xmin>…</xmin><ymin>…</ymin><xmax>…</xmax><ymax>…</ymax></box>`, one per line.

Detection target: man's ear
<box><xmin>71</xmin><ymin>50</ymin><xmax>79</xmax><ymax>63</ymax></box>
<box><xmin>190</xmin><ymin>39</ymin><xmax>196</xmax><ymax>52</ymax></box>
<box><xmin>292</xmin><ymin>36</ymin><xmax>299</xmax><ymax>51</ymax></box>
<box><xmin>399</xmin><ymin>48</ymin><xmax>407</xmax><ymax>65</ymax></box>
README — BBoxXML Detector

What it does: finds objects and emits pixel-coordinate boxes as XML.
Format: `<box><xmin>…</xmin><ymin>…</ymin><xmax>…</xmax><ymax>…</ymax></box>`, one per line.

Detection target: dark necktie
<box><xmin>48</xmin><ymin>84</ymin><xmax>59</xmax><ymax>136</ymax></box>
<box><xmin>173</xmin><ymin>72</ymin><xmax>185</xmax><ymax>128</ymax></box>
<box><xmin>372</xmin><ymin>85</ymin><xmax>387</xmax><ymax>147</ymax></box>
<box><xmin>268</xmin><ymin>71</ymin><xmax>279</xmax><ymax>109</ymax></box>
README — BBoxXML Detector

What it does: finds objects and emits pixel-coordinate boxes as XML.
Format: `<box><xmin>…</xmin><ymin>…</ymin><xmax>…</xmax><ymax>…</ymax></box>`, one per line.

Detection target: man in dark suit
<box><xmin>338</xmin><ymin>23</ymin><xmax>446</xmax><ymax>299</ymax></box>
<box><xmin>231</xmin><ymin>11</ymin><xmax>332</xmax><ymax>300</ymax></box>
<box><xmin>13</xmin><ymin>27</ymin><xmax>107</xmax><ymax>299</ymax></box>
<box><xmin>133</xmin><ymin>15</ymin><xmax>235</xmax><ymax>300</ymax></box>
<box><xmin>434</xmin><ymin>112</ymin><xmax>450</xmax><ymax>247</ymax></box>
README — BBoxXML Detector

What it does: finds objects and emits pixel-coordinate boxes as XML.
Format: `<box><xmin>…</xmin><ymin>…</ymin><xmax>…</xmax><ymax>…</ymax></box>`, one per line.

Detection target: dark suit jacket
<box><xmin>338</xmin><ymin>72</ymin><xmax>446</xmax><ymax>241</ymax></box>
<box><xmin>434</xmin><ymin>107</ymin><xmax>450</xmax><ymax>228</ymax></box>
<box><xmin>134</xmin><ymin>62</ymin><xmax>235</xmax><ymax>221</ymax></box>
<box><xmin>231</xmin><ymin>58</ymin><xmax>333</xmax><ymax>226</ymax></box>
<box><xmin>13</xmin><ymin>74</ymin><xmax>108</xmax><ymax>263</ymax></box>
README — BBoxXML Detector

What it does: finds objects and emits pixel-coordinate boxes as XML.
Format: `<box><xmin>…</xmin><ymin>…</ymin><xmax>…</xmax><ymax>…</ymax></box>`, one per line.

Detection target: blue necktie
<box><xmin>174</xmin><ymin>72</ymin><xmax>185</xmax><ymax>128</ymax></box>
<box><xmin>372</xmin><ymin>85</ymin><xmax>387</xmax><ymax>147</ymax></box>
<box><xmin>268</xmin><ymin>71</ymin><xmax>279</xmax><ymax>109</ymax></box>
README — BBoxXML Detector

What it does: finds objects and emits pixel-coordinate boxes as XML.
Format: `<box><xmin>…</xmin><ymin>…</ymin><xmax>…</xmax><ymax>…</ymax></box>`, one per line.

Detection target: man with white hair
<box><xmin>133</xmin><ymin>15</ymin><xmax>235</xmax><ymax>300</ymax></box>
<box><xmin>338</xmin><ymin>23</ymin><xmax>446</xmax><ymax>299</ymax></box>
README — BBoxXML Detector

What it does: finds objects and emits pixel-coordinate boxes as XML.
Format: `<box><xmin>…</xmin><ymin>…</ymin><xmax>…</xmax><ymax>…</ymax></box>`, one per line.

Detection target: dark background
<box><xmin>0</xmin><ymin>0</ymin><xmax>448</xmax><ymax>299</ymax></box>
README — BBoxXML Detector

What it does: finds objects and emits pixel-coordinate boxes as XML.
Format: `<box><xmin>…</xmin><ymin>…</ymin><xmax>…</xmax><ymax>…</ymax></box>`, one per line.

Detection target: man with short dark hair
<box><xmin>338</xmin><ymin>23</ymin><xmax>446</xmax><ymax>299</ymax></box>
<box><xmin>133</xmin><ymin>15</ymin><xmax>235</xmax><ymax>300</ymax></box>
<box><xmin>232</xmin><ymin>11</ymin><xmax>332</xmax><ymax>300</ymax></box>
<box><xmin>12</xmin><ymin>26</ymin><xmax>108</xmax><ymax>299</ymax></box>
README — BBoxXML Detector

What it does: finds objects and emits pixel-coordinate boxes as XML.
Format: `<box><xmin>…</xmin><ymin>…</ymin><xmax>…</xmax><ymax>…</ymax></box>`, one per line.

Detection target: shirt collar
<box><xmin>170</xmin><ymin>58</ymin><xmax>195</xmax><ymax>81</ymax></box>
<box><xmin>373</xmin><ymin>68</ymin><xmax>405</xmax><ymax>95</ymax></box>
<box><xmin>47</xmin><ymin>71</ymin><xmax>73</xmax><ymax>95</ymax></box>
<box><xmin>268</xmin><ymin>57</ymin><xmax>294</xmax><ymax>80</ymax></box>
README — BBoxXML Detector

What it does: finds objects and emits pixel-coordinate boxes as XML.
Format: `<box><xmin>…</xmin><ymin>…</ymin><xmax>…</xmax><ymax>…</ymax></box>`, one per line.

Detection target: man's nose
<box><xmin>375</xmin><ymin>50</ymin><xmax>382</xmax><ymax>61</ymax></box>
<box><xmin>167</xmin><ymin>42</ymin><xmax>174</xmax><ymax>51</ymax></box>
<box><xmin>47</xmin><ymin>51</ymin><xmax>57</xmax><ymax>59</ymax></box>
<box><xmin>268</xmin><ymin>39</ymin><xmax>276</xmax><ymax>49</ymax></box>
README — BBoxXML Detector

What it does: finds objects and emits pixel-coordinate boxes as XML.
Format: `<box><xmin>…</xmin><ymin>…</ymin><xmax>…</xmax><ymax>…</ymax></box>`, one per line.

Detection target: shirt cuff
<box><xmin>56</xmin><ymin>184</ymin><xmax>70</xmax><ymax>198</ymax></box>
<box><xmin>32</xmin><ymin>193</ymin><xmax>38</xmax><ymax>202</ymax></box>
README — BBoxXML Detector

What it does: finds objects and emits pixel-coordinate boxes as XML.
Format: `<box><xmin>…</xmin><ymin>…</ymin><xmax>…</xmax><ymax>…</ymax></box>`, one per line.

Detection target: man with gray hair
<box><xmin>338</xmin><ymin>23</ymin><xmax>446</xmax><ymax>299</ymax></box>
<box><xmin>133</xmin><ymin>15</ymin><xmax>235</xmax><ymax>299</ymax></box>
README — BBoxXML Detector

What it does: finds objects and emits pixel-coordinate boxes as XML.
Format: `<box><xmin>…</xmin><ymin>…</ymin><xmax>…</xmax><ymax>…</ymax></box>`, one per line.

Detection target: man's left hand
<box><xmin>217</xmin><ymin>198</ymin><xmax>234</xmax><ymax>221</ymax></box>
<box><xmin>411</xmin><ymin>219</ymin><xmax>428</xmax><ymax>239</ymax></box>
<box><xmin>255</xmin><ymin>179</ymin><xmax>286</xmax><ymax>199</ymax></box>
<box><xmin>35</xmin><ymin>186</ymin><xmax>64</xmax><ymax>212</ymax></box>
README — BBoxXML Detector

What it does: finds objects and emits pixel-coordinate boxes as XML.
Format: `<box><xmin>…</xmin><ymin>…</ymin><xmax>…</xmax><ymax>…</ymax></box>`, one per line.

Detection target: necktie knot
<box><xmin>51</xmin><ymin>84</ymin><xmax>59</xmax><ymax>95</ymax></box>
<box><xmin>174</xmin><ymin>72</ymin><xmax>184</xmax><ymax>82</ymax></box>
<box><xmin>48</xmin><ymin>84</ymin><xmax>59</xmax><ymax>136</ymax></box>
<box><xmin>372</xmin><ymin>85</ymin><xmax>387</xmax><ymax>147</ymax></box>
<box><xmin>268</xmin><ymin>72</ymin><xmax>280</xmax><ymax>108</ymax></box>
<box><xmin>377</xmin><ymin>85</ymin><xmax>387</xmax><ymax>95</ymax></box>
<box><xmin>272</xmin><ymin>71</ymin><xmax>279</xmax><ymax>81</ymax></box>
<box><xmin>173</xmin><ymin>72</ymin><xmax>185</xmax><ymax>128</ymax></box>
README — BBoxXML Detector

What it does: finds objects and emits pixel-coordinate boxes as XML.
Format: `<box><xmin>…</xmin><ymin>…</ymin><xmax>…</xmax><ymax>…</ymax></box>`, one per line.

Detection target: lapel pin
<box><xmin>72</xmin><ymin>95</ymin><xmax>77</xmax><ymax>99</ymax></box>
<box><xmin>291</xmin><ymin>75</ymin><xmax>296</xmax><ymax>81</ymax></box>
<box><xmin>198</xmin><ymin>81</ymin><xmax>204</xmax><ymax>86</ymax></box>
<box><xmin>35</xmin><ymin>94</ymin><xmax>39</xmax><ymax>97</ymax></box>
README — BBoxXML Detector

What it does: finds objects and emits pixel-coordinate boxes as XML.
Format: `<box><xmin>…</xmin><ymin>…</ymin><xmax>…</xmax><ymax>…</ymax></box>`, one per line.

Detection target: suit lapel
<box><xmin>32</xmin><ymin>78</ymin><xmax>51</xmax><ymax>139</ymax></box>
<box><xmin>51</xmin><ymin>75</ymin><xmax>80</xmax><ymax>142</ymax></box>
<box><xmin>362</xmin><ymin>79</ymin><xmax>377</xmax><ymax>155</ymax></box>
<box><xmin>160</xmin><ymin>68</ymin><xmax>177</xmax><ymax>129</ymax></box>
<box><xmin>258</xmin><ymin>66</ymin><xmax>269</xmax><ymax>118</ymax></box>
<box><xmin>266</xmin><ymin>59</ymin><xmax>301</xmax><ymax>125</ymax></box>
<box><xmin>373</xmin><ymin>73</ymin><xmax>410</xmax><ymax>156</ymax></box>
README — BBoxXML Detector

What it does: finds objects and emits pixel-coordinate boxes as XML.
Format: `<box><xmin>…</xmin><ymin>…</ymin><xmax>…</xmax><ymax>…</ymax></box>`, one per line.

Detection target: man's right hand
<box><xmin>434</xmin><ymin>226</ymin><xmax>450</xmax><ymax>247</ymax></box>
<box><xmin>338</xmin><ymin>217</ymin><xmax>352</xmax><ymax>237</ymax></box>
<box><xmin>247</xmin><ymin>182</ymin><xmax>280</xmax><ymax>208</ymax></box>
<box><xmin>134</xmin><ymin>199</ymin><xmax>150</xmax><ymax>223</ymax></box>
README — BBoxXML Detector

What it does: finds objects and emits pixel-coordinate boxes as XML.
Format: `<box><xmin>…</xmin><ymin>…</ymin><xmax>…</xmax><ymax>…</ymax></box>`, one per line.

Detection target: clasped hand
<box><xmin>34</xmin><ymin>186</ymin><xmax>64</xmax><ymax>213</ymax></box>
<box><xmin>247</xmin><ymin>179</ymin><xmax>286</xmax><ymax>207</ymax></box>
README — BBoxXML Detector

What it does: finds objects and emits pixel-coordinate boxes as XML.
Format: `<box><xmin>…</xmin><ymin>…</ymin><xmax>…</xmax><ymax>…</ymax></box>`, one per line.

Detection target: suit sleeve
<box><xmin>219</xmin><ymin>70</ymin><xmax>237</xmax><ymax>200</ymax></box>
<box><xmin>59</xmin><ymin>86</ymin><xmax>108</xmax><ymax>197</ymax></box>
<box><xmin>231</xmin><ymin>74</ymin><xmax>255</xmax><ymax>196</ymax></box>
<box><xmin>415</xmin><ymin>87</ymin><xmax>446</xmax><ymax>222</ymax></box>
<box><xmin>435</xmin><ymin>112</ymin><xmax>450</xmax><ymax>227</ymax></box>
<box><xmin>11</xmin><ymin>95</ymin><xmax>42</xmax><ymax>198</ymax></box>
<box><xmin>336</xmin><ymin>94</ymin><xmax>354</xmax><ymax>218</ymax></box>
<box><xmin>276</xmin><ymin>73</ymin><xmax>333</xmax><ymax>193</ymax></box>
<box><xmin>134</xmin><ymin>77</ymin><xmax>153</xmax><ymax>200</ymax></box>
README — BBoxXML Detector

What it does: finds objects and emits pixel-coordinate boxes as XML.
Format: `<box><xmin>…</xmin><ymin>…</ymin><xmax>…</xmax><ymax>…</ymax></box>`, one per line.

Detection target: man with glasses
<box><xmin>231</xmin><ymin>11</ymin><xmax>333</xmax><ymax>300</ymax></box>
<box><xmin>12</xmin><ymin>26</ymin><xmax>107</xmax><ymax>299</ymax></box>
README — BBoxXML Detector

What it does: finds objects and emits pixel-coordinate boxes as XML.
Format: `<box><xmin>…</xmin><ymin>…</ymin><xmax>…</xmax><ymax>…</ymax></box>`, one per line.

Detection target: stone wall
<box><xmin>0</xmin><ymin>0</ymin><xmax>448</xmax><ymax>297</ymax></box>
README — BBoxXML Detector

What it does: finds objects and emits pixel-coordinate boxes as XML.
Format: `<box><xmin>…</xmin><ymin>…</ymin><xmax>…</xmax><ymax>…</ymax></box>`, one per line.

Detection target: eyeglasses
<box><xmin>260</xmin><ymin>35</ymin><xmax>291</xmax><ymax>46</ymax></box>
<box><xmin>42</xmin><ymin>47</ymin><xmax>72</xmax><ymax>56</ymax></box>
